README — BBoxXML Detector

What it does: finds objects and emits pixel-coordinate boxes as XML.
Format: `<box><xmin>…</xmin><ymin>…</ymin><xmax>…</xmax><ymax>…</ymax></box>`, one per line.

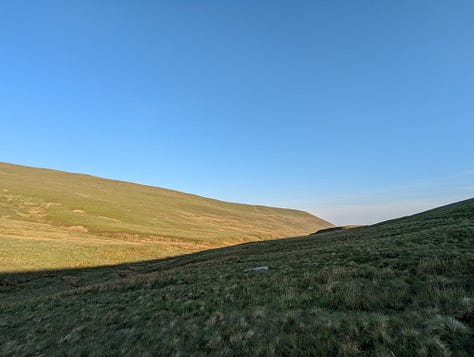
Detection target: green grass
<box><xmin>0</xmin><ymin>162</ymin><xmax>332</xmax><ymax>271</ymax></box>
<box><xmin>1</xmin><ymin>198</ymin><xmax>473</xmax><ymax>355</ymax></box>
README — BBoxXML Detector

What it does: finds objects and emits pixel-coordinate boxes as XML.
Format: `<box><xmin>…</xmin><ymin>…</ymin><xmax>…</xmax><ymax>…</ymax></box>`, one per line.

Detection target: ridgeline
<box><xmin>0</xmin><ymin>162</ymin><xmax>332</xmax><ymax>271</ymax></box>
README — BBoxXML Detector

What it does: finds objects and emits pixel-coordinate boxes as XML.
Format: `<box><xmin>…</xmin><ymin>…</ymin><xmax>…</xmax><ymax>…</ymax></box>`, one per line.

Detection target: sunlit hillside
<box><xmin>0</xmin><ymin>162</ymin><xmax>332</xmax><ymax>271</ymax></box>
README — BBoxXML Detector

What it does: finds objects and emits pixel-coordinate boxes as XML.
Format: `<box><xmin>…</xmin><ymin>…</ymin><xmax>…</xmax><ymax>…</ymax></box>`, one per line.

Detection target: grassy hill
<box><xmin>1</xmin><ymin>198</ymin><xmax>473</xmax><ymax>355</ymax></box>
<box><xmin>0</xmin><ymin>162</ymin><xmax>332</xmax><ymax>271</ymax></box>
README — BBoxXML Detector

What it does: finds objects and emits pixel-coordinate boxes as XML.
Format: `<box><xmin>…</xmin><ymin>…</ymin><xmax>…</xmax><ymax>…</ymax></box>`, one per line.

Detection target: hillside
<box><xmin>1</xmin><ymin>198</ymin><xmax>473</xmax><ymax>355</ymax></box>
<box><xmin>0</xmin><ymin>162</ymin><xmax>332</xmax><ymax>271</ymax></box>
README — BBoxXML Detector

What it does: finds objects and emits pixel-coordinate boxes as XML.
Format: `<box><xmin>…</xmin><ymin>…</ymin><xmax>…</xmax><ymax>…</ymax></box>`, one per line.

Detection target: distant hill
<box><xmin>0</xmin><ymin>162</ymin><xmax>332</xmax><ymax>271</ymax></box>
<box><xmin>312</xmin><ymin>225</ymin><xmax>367</xmax><ymax>235</ymax></box>
<box><xmin>1</xmin><ymin>198</ymin><xmax>472</xmax><ymax>355</ymax></box>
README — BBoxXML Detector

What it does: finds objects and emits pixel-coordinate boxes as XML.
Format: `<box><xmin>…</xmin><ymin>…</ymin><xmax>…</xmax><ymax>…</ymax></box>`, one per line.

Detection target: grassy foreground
<box><xmin>1</xmin><ymin>198</ymin><xmax>473</xmax><ymax>355</ymax></box>
<box><xmin>0</xmin><ymin>162</ymin><xmax>331</xmax><ymax>271</ymax></box>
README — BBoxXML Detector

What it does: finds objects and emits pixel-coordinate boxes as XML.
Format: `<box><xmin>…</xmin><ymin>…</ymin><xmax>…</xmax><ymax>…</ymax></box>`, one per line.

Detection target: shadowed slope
<box><xmin>1</xmin><ymin>198</ymin><xmax>472</xmax><ymax>355</ymax></box>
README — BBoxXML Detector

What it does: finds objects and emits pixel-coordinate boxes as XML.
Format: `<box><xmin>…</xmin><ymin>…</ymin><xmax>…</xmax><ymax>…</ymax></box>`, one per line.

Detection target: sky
<box><xmin>1</xmin><ymin>0</ymin><xmax>473</xmax><ymax>225</ymax></box>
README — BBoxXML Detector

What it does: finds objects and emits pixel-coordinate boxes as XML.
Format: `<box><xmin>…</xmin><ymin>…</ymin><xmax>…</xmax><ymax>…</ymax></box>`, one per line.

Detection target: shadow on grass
<box><xmin>0</xmin><ymin>232</ymin><xmax>326</xmax><ymax>304</ymax></box>
<box><xmin>1</xmin><ymin>197</ymin><xmax>472</xmax><ymax>305</ymax></box>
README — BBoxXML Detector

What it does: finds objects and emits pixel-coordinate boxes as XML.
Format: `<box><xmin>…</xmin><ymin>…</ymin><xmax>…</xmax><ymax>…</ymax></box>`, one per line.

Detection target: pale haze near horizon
<box><xmin>1</xmin><ymin>1</ymin><xmax>473</xmax><ymax>225</ymax></box>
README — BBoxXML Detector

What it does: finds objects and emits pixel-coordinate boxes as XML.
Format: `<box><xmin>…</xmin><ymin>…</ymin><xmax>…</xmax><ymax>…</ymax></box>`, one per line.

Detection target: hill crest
<box><xmin>0</xmin><ymin>162</ymin><xmax>332</xmax><ymax>271</ymax></box>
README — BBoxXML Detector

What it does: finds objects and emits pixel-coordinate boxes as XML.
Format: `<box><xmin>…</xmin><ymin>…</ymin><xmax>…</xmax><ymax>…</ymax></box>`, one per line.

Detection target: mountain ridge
<box><xmin>0</xmin><ymin>161</ymin><xmax>332</xmax><ymax>271</ymax></box>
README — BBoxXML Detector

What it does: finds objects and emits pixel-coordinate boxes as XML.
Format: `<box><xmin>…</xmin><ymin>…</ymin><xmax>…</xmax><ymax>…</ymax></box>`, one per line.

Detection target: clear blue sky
<box><xmin>1</xmin><ymin>0</ymin><xmax>473</xmax><ymax>225</ymax></box>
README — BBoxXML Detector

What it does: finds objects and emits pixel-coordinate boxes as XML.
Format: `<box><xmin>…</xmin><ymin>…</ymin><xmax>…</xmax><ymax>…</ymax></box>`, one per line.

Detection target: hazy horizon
<box><xmin>1</xmin><ymin>1</ymin><xmax>473</xmax><ymax>225</ymax></box>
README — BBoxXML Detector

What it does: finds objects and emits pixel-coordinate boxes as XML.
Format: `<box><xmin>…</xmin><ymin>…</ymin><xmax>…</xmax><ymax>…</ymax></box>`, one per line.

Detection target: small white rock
<box><xmin>245</xmin><ymin>266</ymin><xmax>269</xmax><ymax>272</ymax></box>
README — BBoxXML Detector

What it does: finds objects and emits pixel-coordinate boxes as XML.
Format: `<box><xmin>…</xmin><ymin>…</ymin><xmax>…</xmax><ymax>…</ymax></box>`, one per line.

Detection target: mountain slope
<box><xmin>1</xmin><ymin>198</ymin><xmax>472</xmax><ymax>355</ymax></box>
<box><xmin>0</xmin><ymin>162</ymin><xmax>332</xmax><ymax>271</ymax></box>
